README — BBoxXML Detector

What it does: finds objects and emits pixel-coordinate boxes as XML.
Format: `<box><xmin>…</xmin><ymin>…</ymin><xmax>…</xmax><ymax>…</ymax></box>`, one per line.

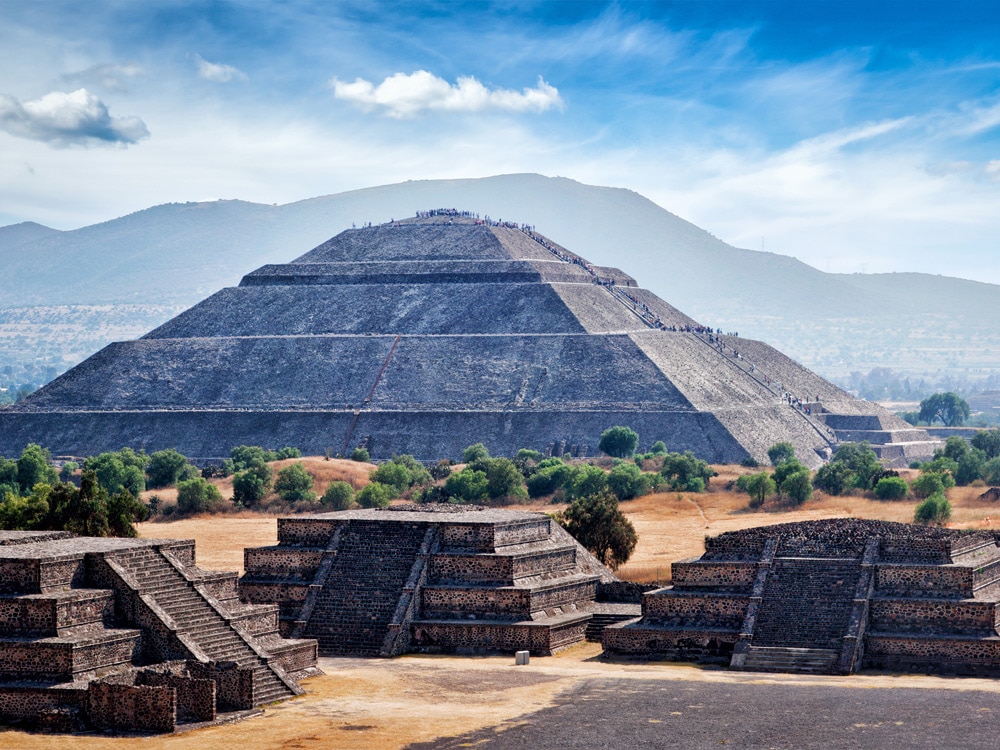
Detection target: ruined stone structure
<box><xmin>604</xmin><ymin>519</ymin><xmax>1000</xmax><ymax>676</ymax></box>
<box><xmin>0</xmin><ymin>212</ymin><xmax>936</xmax><ymax>467</ymax></box>
<box><xmin>0</xmin><ymin>530</ymin><xmax>317</xmax><ymax>733</ymax></box>
<box><xmin>239</xmin><ymin>505</ymin><xmax>629</xmax><ymax>657</ymax></box>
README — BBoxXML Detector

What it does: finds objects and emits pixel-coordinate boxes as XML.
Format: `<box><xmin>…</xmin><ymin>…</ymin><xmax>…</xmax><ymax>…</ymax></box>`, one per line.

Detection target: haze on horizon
<box><xmin>2</xmin><ymin>1</ymin><xmax>1000</xmax><ymax>284</ymax></box>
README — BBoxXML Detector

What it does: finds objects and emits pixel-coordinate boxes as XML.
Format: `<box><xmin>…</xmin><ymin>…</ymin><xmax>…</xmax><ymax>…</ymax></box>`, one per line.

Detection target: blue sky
<box><xmin>3</xmin><ymin>1</ymin><xmax>1000</xmax><ymax>282</ymax></box>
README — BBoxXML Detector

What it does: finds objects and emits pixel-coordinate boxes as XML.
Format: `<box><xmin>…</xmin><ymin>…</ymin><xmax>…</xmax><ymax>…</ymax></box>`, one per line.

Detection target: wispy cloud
<box><xmin>0</xmin><ymin>88</ymin><xmax>149</xmax><ymax>147</ymax></box>
<box><xmin>331</xmin><ymin>71</ymin><xmax>562</xmax><ymax>118</ymax></box>
<box><xmin>195</xmin><ymin>54</ymin><xmax>247</xmax><ymax>83</ymax></box>
<box><xmin>60</xmin><ymin>62</ymin><xmax>144</xmax><ymax>92</ymax></box>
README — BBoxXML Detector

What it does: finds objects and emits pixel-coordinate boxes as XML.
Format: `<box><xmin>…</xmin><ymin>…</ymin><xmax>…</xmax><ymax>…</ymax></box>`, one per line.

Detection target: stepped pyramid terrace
<box><xmin>604</xmin><ymin>519</ymin><xmax>1000</xmax><ymax>676</ymax></box>
<box><xmin>238</xmin><ymin>505</ymin><xmax>638</xmax><ymax>657</ymax></box>
<box><xmin>0</xmin><ymin>530</ymin><xmax>317</xmax><ymax>733</ymax></box>
<box><xmin>0</xmin><ymin>210</ymin><xmax>937</xmax><ymax>466</ymax></box>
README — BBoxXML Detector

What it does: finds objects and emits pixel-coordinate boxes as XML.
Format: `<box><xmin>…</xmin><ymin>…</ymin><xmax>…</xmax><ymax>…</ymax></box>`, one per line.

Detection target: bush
<box><xmin>371</xmin><ymin>455</ymin><xmax>432</xmax><ymax>497</ymax></box>
<box><xmin>462</xmin><ymin>443</ymin><xmax>490</xmax><ymax>464</ymax></box>
<box><xmin>740</xmin><ymin>456</ymin><xmax>761</xmax><ymax>468</ymax></box>
<box><xmin>430</xmin><ymin>459</ymin><xmax>453</xmax><ymax>480</ymax></box>
<box><xmin>914</xmin><ymin>491</ymin><xmax>951</xmax><ymax>525</ymax></box>
<box><xmin>58</xmin><ymin>461</ymin><xmax>79</xmax><ymax>483</ymax></box>
<box><xmin>229</xmin><ymin>445</ymin><xmax>277</xmax><ymax>471</ymax></box>
<box><xmin>483</xmin><ymin>458</ymin><xmax>528</xmax><ymax>502</ymax></box>
<box><xmin>176</xmin><ymin>477</ymin><xmax>223</xmax><ymax>515</ymax></box>
<box><xmin>558</xmin><ymin>492</ymin><xmax>637</xmax><ymax>570</ymax></box>
<box><xmin>357</xmin><ymin>482</ymin><xmax>393</xmax><ymax>508</ymax></box>
<box><xmin>779</xmin><ymin>469</ymin><xmax>813</xmax><ymax>505</ymax></box>
<box><xmin>321</xmin><ymin>481</ymin><xmax>355</xmax><ymax>510</ymax></box>
<box><xmin>649</xmin><ymin>441</ymin><xmax>668</xmax><ymax>456</ymax></box>
<box><xmin>444</xmin><ymin>469</ymin><xmax>489</xmax><ymax>503</ymax></box>
<box><xmin>767</xmin><ymin>442</ymin><xmax>796</xmax><ymax>466</ymax></box>
<box><xmin>660</xmin><ymin>451</ymin><xmax>714</xmax><ymax>492</ymax></box>
<box><xmin>564</xmin><ymin>464</ymin><xmax>609</xmax><ymax>501</ymax></box>
<box><xmin>232</xmin><ymin>463</ymin><xmax>273</xmax><ymax>507</ymax></box>
<box><xmin>737</xmin><ymin>471</ymin><xmax>776</xmax><ymax>508</ymax></box>
<box><xmin>275</xmin><ymin>447</ymin><xmax>301</xmax><ymax>460</ymax></box>
<box><xmin>911</xmin><ymin>471</ymin><xmax>950</xmax><ymax>499</ymax></box>
<box><xmin>607</xmin><ymin>462</ymin><xmax>654</xmax><ymax>501</ymax></box>
<box><xmin>598</xmin><ymin>426</ymin><xmax>639</xmax><ymax>458</ymax></box>
<box><xmin>274</xmin><ymin>463</ymin><xmax>316</xmax><ymax>503</ymax></box>
<box><xmin>874</xmin><ymin>476</ymin><xmax>909</xmax><ymax>500</ymax></box>
<box><xmin>350</xmin><ymin>447</ymin><xmax>371</xmax><ymax>463</ymax></box>
<box><xmin>985</xmin><ymin>457</ymin><xmax>1000</xmax><ymax>486</ymax></box>
<box><xmin>813</xmin><ymin>462</ymin><xmax>854</xmax><ymax>496</ymax></box>
<box><xmin>146</xmin><ymin>449</ymin><xmax>191</xmax><ymax>489</ymax></box>
<box><xmin>526</xmin><ymin>463</ymin><xmax>573</xmax><ymax>498</ymax></box>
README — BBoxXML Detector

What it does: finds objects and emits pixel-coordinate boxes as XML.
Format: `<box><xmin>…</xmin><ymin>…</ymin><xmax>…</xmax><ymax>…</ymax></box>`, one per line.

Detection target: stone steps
<box><xmin>743</xmin><ymin>646</ymin><xmax>839</xmax><ymax>674</ymax></box>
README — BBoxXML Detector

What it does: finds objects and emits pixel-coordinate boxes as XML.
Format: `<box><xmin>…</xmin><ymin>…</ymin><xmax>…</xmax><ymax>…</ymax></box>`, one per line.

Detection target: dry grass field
<box><xmin>10</xmin><ymin>461</ymin><xmax>997</xmax><ymax>748</ymax></box>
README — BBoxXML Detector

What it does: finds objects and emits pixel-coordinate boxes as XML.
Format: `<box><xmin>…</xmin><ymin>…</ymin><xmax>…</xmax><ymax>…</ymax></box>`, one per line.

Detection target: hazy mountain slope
<box><xmin>2</xmin><ymin>173</ymin><xmax>999</xmax><ymax>383</ymax></box>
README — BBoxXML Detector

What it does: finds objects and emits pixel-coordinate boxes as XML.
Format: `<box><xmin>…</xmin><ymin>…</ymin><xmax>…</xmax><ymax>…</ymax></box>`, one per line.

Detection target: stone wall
<box><xmin>87</xmin><ymin>678</ymin><xmax>177</xmax><ymax>734</ymax></box>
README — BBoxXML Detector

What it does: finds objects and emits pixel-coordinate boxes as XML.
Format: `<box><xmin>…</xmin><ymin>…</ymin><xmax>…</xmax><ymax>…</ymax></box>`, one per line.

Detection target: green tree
<box><xmin>874</xmin><ymin>476</ymin><xmax>909</xmax><ymax>500</ymax></box>
<box><xmin>483</xmin><ymin>458</ymin><xmax>527</xmax><ymax>501</ymax></box>
<box><xmin>767</xmin><ymin>442</ymin><xmax>796</xmax><ymax>466</ymax></box>
<box><xmin>607</xmin><ymin>462</ymin><xmax>654</xmax><ymax>500</ymax></box>
<box><xmin>230</xmin><ymin>445</ymin><xmax>275</xmax><ymax>471</ymax></box>
<box><xmin>274</xmin><ymin>463</ymin><xmax>316</xmax><ymax>503</ymax></box>
<box><xmin>46</xmin><ymin>470</ymin><xmax>146</xmax><ymax>537</ymax></box>
<box><xmin>275</xmin><ymin>446</ymin><xmax>301</xmax><ymax>459</ymax></box>
<box><xmin>350</xmin><ymin>447</ymin><xmax>371</xmax><ymax>463</ymax></box>
<box><xmin>919</xmin><ymin>392</ymin><xmax>970</xmax><ymax>427</ymax></box>
<box><xmin>0</xmin><ymin>458</ymin><xmax>18</xmax><ymax>498</ymax></box>
<box><xmin>772</xmin><ymin>458</ymin><xmax>808</xmax><ymax>487</ymax></box>
<box><xmin>779</xmin><ymin>469</ymin><xmax>813</xmax><ymax>505</ymax></box>
<box><xmin>462</xmin><ymin>443</ymin><xmax>490</xmax><ymax>464</ymax></box>
<box><xmin>232</xmin><ymin>462</ymin><xmax>273</xmax><ymax>507</ymax></box>
<box><xmin>971</xmin><ymin>430</ymin><xmax>1000</xmax><ymax>460</ymax></box>
<box><xmin>444</xmin><ymin>469</ymin><xmax>489</xmax><ymax>503</ymax></box>
<box><xmin>146</xmin><ymin>449</ymin><xmax>192</xmax><ymax>488</ymax></box>
<box><xmin>558</xmin><ymin>492</ymin><xmax>637</xmax><ymax>570</ymax></box>
<box><xmin>564</xmin><ymin>464</ymin><xmax>609</xmax><ymax>501</ymax></box>
<box><xmin>106</xmin><ymin>490</ymin><xmax>150</xmax><ymax>537</ymax></box>
<box><xmin>911</xmin><ymin>471</ymin><xmax>948</xmax><ymax>499</ymax></box>
<box><xmin>660</xmin><ymin>451</ymin><xmax>714</xmax><ymax>492</ymax></box>
<box><xmin>526</xmin><ymin>461</ymin><xmax>572</xmax><ymax>498</ymax></box>
<box><xmin>16</xmin><ymin>443</ymin><xmax>57</xmax><ymax>495</ymax></box>
<box><xmin>914</xmin><ymin>491</ymin><xmax>951</xmax><ymax>525</ymax></box>
<box><xmin>649</xmin><ymin>441</ymin><xmax>668</xmax><ymax>456</ymax></box>
<box><xmin>598</xmin><ymin>426</ymin><xmax>639</xmax><ymax>458</ymax></box>
<box><xmin>58</xmin><ymin>461</ymin><xmax>79</xmax><ymax>483</ymax></box>
<box><xmin>176</xmin><ymin>477</ymin><xmax>223</xmax><ymax>515</ymax></box>
<box><xmin>938</xmin><ymin>436</ymin><xmax>969</xmax><ymax>462</ymax></box>
<box><xmin>0</xmin><ymin>484</ymin><xmax>50</xmax><ymax>530</ymax></box>
<box><xmin>357</xmin><ymin>481</ymin><xmax>393</xmax><ymax>508</ymax></box>
<box><xmin>321</xmin><ymin>481</ymin><xmax>355</xmax><ymax>510</ymax></box>
<box><xmin>371</xmin><ymin>462</ymin><xmax>410</xmax><ymax>497</ymax></box>
<box><xmin>955</xmin><ymin>449</ymin><xmax>987</xmax><ymax>486</ymax></box>
<box><xmin>738</xmin><ymin>471</ymin><xmax>776</xmax><ymax>508</ymax></box>
<box><xmin>985</xmin><ymin>457</ymin><xmax>1000</xmax><ymax>486</ymax></box>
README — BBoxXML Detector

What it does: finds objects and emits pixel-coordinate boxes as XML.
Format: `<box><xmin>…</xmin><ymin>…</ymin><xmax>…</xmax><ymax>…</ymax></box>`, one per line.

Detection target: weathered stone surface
<box><xmin>603</xmin><ymin>519</ymin><xmax>1000</xmax><ymax>678</ymax></box>
<box><xmin>0</xmin><ymin>214</ymin><xmax>938</xmax><ymax>465</ymax></box>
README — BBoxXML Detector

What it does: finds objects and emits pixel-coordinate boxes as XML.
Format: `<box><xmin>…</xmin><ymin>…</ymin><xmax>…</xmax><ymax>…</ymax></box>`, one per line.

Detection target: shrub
<box><xmin>483</xmin><ymin>458</ymin><xmax>527</xmax><ymax>502</ymax></box>
<box><xmin>649</xmin><ymin>441</ymin><xmax>668</xmax><ymax>456</ymax></box>
<box><xmin>232</xmin><ymin>463</ymin><xmax>273</xmax><ymax>507</ymax></box>
<box><xmin>430</xmin><ymin>459</ymin><xmax>453</xmax><ymax>480</ymax></box>
<box><xmin>558</xmin><ymin>492</ymin><xmax>637</xmax><ymax>570</ymax></box>
<box><xmin>598</xmin><ymin>426</ymin><xmax>639</xmax><ymax>458</ymax></box>
<box><xmin>229</xmin><ymin>445</ymin><xmax>275</xmax><ymax>471</ymax></box>
<box><xmin>371</xmin><ymin>462</ymin><xmax>410</xmax><ymax>497</ymax></box>
<box><xmin>444</xmin><ymin>469</ymin><xmax>489</xmax><ymax>503</ymax></box>
<box><xmin>738</xmin><ymin>471</ymin><xmax>776</xmax><ymax>508</ymax></box>
<box><xmin>767</xmin><ymin>442</ymin><xmax>796</xmax><ymax>466</ymax></box>
<box><xmin>176</xmin><ymin>477</ymin><xmax>223</xmax><ymax>515</ymax></box>
<box><xmin>911</xmin><ymin>471</ymin><xmax>948</xmax><ymax>499</ymax></box>
<box><xmin>462</xmin><ymin>443</ymin><xmax>490</xmax><ymax>464</ymax></box>
<box><xmin>350</xmin><ymin>447</ymin><xmax>371</xmax><ymax>463</ymax></box>
<box><xmin>607</xmin><ymin>462</ymin><xmax>654</xmax><ymax>501</ymax></box>
<box><xmin>526</xmin><ymin>463</ymin><xmax>573</xmax><ymax>498</ymax></box>
<box><xmin>564</xmin><ymin>464</ymin><xmax>609</xmax><ymax>501</ymax></box>
<box><xmin>321</xmin><ymin>481</ymin><xmax>355</xmax><ymax>510</ymax></box>
<box><xmin>660</xmin><ymin>451</ymin><xmax>714</xmax><ymax>492</ymax></box>
<box><xmin>985</xmin><ymin>457</ymin><xmax>1000</xmax><ymax>486</ymax></box>
<box><xmin>274</xmin><ymin>463</ymin><xmax>316</xmax><ymax>503</ymax></box>
<box><xmin>874</xmin><ymin>476</ymin><xmax>909</xmax><ymax>500</ymax></box>
<box><xmin>740</xmin><ymin>456</ymin><xmax>761</xmax><ymax>468</ymax></box>
<box><xmin>146</xmin><ymin>449</ymin><xmax>191</xmax><ymax>489</ymax></box>
<box><xmin>914</xmin><ymin>491</ymin><xmax>951</xmax><ymax>525</ymax></box>
<box><xmin>779</xmin><ymin>469</ymin><xmax>813</xmax><ymax>505</ymax></box>
<box><xmin>357</xmin><ymin>482</ymin><xmax>393</xmax><ymax>508</ymax></box>
<box><xmin>58</xmin><ymin>461</ymin><xmax>79</xmax><ymax>483</ymax></box>
<box><xmin>275</xmin><ymin>447</ymin><xmax>301</xmax><ymax>460</ymax></box>
<box><xmin>813</xmin><ymin>462</ymin><xmax>854</xmax><ymax>496</ymax></box>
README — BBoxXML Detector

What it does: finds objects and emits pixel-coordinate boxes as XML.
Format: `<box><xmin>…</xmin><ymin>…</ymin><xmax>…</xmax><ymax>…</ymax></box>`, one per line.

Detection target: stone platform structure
<box><xmin>0</xmin><ymin>530</ymin><xmax>317</xmax><ymax>733</ymax></box>
<box><xmin>0</xmin><ymin>212</ymin><xmax>936</xmax><ymax>468</ymax></box>
<box><xmin>604</xmin><ymin>519</ymin><xmax>1000</xmax><ymax>677</ymax></box>
<box><xmin>239</xmin><ymin>506</ymin><xmax>625</xmax><ymax>657</ymax></box>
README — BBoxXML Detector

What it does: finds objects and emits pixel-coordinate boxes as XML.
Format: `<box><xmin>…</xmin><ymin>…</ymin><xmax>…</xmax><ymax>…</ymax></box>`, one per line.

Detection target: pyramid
<box><xmin>0</xmin><ymin>211</ymin><xmax>937</xmax><ymax>465</ymax></box>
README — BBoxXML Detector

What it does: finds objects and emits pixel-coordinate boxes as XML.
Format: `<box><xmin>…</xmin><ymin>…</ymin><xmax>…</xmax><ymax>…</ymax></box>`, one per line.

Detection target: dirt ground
<box><xmin>8</xmin><ymin>464</ymin><xmax>1000</xmax><ymax>748</ymax></box>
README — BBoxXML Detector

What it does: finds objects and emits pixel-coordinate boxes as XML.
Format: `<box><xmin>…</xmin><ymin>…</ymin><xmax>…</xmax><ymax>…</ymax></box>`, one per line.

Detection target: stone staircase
<box><xmin>751</xmin><ymin>557</ymin><xmax>861</xmax><ymax>651</ymax></box>
<box><xmin>743</xmin><ymin>646</ymin><xmax>839</xmax><ymax>673</ymax></box>
<box><xmin>111</xmin><ymin>546</ymin><xmax>295</xmax><ymax>706</ymax></box>
<box><xmin>303</xmin><ymin>520</ymin><xmax>427</xmax><ymax>655</ymax></box>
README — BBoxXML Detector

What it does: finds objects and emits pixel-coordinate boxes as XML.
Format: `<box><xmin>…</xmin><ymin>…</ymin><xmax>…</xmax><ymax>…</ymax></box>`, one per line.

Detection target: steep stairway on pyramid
<box><xmin>240</xmin><ymin>506</ymin><xmax>620</xmax><ymax>657</ymax></box>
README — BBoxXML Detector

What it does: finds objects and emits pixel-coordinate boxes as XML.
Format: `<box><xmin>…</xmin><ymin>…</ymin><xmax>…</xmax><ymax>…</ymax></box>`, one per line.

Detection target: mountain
<box><xmin>2</xmin><ymin>174</ymin><xmax>999</xmax><ymax>384</ymax></box>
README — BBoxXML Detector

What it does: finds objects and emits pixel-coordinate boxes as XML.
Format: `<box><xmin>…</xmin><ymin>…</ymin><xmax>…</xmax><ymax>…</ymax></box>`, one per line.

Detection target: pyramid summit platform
<box><xmin>0</xmin><ymin>210</ymin><xmax>937</xmax><ymax>465</ymax></box>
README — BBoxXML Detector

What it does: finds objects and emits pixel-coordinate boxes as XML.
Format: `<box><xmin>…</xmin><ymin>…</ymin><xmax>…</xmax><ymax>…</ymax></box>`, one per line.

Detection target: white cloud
<box><xmin>195</xmin><ymin>54</ymin><xmax>247</xmax><ymax>83</ymax></box>
<box><xmin>331</xmin><ymin>71</ymin><xmax>562</xmax><ymax>118</ymax></box>
<box><xmin>0</xmin><ymin>88</ymin><xmax>149</xmax><ymax>147</ymax></box>
<box><xmin>61</xmin><ymin>63</ymin><xmax>144</xmax><ymax>91</ymax></box>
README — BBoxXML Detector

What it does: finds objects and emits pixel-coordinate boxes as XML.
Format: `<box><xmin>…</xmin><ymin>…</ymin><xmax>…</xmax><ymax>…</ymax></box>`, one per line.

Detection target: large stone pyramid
<box><xmin>0</xmin><ymin>212</ymin><xmax>937</xmax><ymax>465</ymax></box>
